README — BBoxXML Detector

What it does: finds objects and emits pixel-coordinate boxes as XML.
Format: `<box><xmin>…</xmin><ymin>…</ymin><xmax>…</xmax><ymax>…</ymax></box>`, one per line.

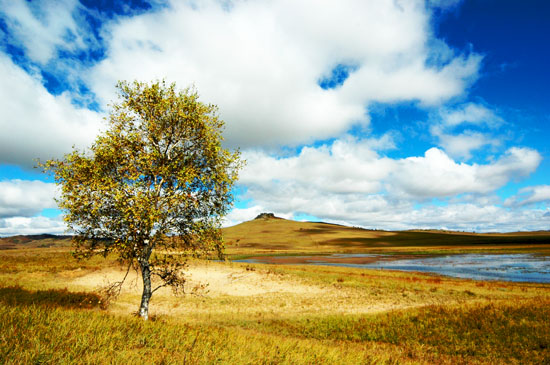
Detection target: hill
<box><xmin>222</xmin><ymin>213</ymin><xmax>550</xmax><ymax>256</ymax></box>
<box><xmin>0</xmin><ymin>234</ymin><xmax>72</xmax><ymax>250</ymax></box>
<box><xmin>2</xmin><ymin>214</ymin><xmax>549</xmax><ymax>255</ymax></box>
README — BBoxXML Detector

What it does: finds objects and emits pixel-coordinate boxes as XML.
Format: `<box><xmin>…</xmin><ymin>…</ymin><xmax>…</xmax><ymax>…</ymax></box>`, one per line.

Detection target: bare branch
<box><xmin>99</xmin><ymin>261</ymin><xmax>133</xmax><ymax>303</ymax></box>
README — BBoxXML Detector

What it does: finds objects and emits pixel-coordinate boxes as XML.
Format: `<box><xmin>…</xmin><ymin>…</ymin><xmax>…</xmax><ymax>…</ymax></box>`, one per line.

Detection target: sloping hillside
<box><xmin>2</xmin><ymin>214</ymin><xmax>549</xmax><ymax>254</ymax></box>
<box><xmin>222</xmin><ymin>214</ymin><xmax>550</xmax><ymax>256</ymax></box>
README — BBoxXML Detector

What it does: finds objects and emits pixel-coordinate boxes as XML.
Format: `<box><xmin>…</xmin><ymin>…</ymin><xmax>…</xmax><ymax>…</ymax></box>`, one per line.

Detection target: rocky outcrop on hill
<box><xmin>254</xmin><ymin>212</ymin><xmax>278</xmax><ymax>220</ymax></box>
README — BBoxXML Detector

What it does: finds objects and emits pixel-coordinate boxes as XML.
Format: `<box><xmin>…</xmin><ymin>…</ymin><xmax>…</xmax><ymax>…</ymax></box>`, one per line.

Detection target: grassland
<box><xmin>2</xmin><ymin>217</ymin><xmax>550</xmax><ymax>364</ymax></box>
<box><xmin>223</xmin><ymin>216</ymin><xmax>550</xmax><ymax>257</ymax></box>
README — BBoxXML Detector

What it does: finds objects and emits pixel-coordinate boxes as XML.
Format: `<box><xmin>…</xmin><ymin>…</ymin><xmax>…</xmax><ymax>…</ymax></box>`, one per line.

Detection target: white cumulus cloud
<box><xmin>504</xmin><ymin>185</ymin><xmax>550</xmax><ymax>207</ymax></box>
<box><xmin>440</xmin><ymin>103</ymin><xmax>503</xmax><ymax>129</ymax></box>
<box><xmin>0</xmin><ymin>179</ymin><xmax>58</xmax><ymax>218</ymax></box>
<box><xmin>0</xmin><ymin>216</ymin><xmax>66</xmax><ymax>236</ymax></box>
<box><xmin>430</xmin><ymin>103</ymin><xmax>505</xmax><ymax>160</ymax></box>
<box><xmin>0</xmin><ymin>0</ymin><xmax>85</xmax><ymax>64</ymax></box>
<box><xmin>1</xmin><ymin>0</ymin><xmax>544</xmax><ymax>235</ymax></box>
<box><xmin>241</xmin><ymin>137</ymin><xmax>541</xmax><ymax>201</ymax></box>
<box><xmin>430</xmin><ymin>128</ymin><xmax>500</xmax><ymax>160</ymax></box>
<box><xmin>235</xmin><ymin>137</ymin><xmax>542</xmax><ymax>230</ymax></box>
<box><xmin>392</xmin><ymin>147</ymin><xmax>540</xmax><ymax>197</ymax></box>
<box><xmin>85</xmin><ymin>0</ymin><xmax>481</xmax><ymax>149</ymax></box>
<box><xmin>233</xmin><ymin>201</ymin><xmax>550</xmax><ymax>232</ymax></box>
<box><xmin>0</xmin><ymin>54</ymin><xmax>104</xmax><ymax>167</ymax></box>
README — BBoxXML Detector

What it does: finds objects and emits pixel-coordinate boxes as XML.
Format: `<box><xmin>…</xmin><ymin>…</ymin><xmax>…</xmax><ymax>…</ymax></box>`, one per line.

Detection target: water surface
<box><xmin>236</xmin><ymin>253</ymin><xmax>550</xmax><ymax>283</ymax></box>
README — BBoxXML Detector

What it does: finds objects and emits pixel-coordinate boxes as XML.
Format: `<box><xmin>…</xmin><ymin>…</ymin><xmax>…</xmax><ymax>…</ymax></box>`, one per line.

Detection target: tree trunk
<box><xmin>139</xmin><ymin>262</ymin><xmax>152</xmax><ymax>320</ymax></box>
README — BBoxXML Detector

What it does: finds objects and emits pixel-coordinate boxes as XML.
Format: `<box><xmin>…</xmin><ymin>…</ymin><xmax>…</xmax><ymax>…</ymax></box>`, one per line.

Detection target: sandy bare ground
<box><xmin>71</xmin><ymin>262</ymin><xmax>322</xmax><ymax>297</ymax></box>
<box><xmin>66</xmin><ymin>261</ymin><xmax>450</xmax><ymax>320</ymax></box>
<box><xmin>72</xmin><ymin>261</ymin><xmax>308</xmax><ymax>298</ymax></box>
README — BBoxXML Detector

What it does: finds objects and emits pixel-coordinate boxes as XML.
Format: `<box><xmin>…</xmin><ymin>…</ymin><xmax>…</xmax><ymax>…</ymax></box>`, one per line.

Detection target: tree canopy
<box><xmin>43</xmin><ymin>80</ymin><xmax>242</xmax><ymax>319</ymax></box>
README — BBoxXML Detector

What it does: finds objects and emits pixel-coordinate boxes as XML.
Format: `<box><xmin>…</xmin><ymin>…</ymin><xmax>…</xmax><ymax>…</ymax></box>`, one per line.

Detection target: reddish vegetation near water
<box><xmin>247</xmin><ymin>254</ymin><xmax>425</xmax><ymax>265</ymax></box>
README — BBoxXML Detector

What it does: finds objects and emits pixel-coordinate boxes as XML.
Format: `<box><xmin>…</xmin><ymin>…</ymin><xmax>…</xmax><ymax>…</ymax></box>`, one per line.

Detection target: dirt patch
<box><xmin>184</xmin><ymin>263</ymin><xmax>322</xmax><ymax>296</ymax></box>
<box><xmin>70</xmin><ymin>262</ymin><xmax>322</xmax><ymax>297</ymax></box>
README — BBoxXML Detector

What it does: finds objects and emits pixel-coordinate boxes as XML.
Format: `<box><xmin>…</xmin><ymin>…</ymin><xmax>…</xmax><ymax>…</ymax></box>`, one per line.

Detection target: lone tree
<box><xmin>43</xmin><ymin>80</ymin><xmax>241</xmax><ymax>319</ymax></box>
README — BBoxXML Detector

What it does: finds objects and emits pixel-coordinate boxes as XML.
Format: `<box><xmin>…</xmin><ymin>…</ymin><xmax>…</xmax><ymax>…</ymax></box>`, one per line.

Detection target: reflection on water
<box><xmin>237</xmin><ymin>254</ymin><xmax>550</xmax><ymax>283</ymax></box>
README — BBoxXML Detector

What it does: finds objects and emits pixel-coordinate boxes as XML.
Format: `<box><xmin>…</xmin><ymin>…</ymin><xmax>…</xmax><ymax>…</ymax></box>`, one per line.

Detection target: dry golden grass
<box><xmin>2</xmin><ymin>244</ymin><xmax>550</xmax><ymax>364</ymax></box>
<box><xmin>223</xmin><ymin>216</ymin><xmax>550</xmax><ymax>257</ymax></box>
<box><xmin>2</xmin><ymin>219</ymin><xmax>550</xmax><ymax>363</ymax></box>
<box><xmin>2</xmin><ymin>244</ymin><xmax>548</xmax><ymax>323</ymax></box>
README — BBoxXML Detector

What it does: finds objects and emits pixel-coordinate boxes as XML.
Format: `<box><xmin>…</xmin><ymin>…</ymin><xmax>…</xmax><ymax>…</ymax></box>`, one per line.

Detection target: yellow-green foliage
<box><xmin>40</xmin><ymin>80</ymin><xmax>242</xmax><ymax>318</ymax></box>
<box><xmin>42</xmin><ymin>80</ymin><xmax>241</xmax><ymax>258</ymax></box>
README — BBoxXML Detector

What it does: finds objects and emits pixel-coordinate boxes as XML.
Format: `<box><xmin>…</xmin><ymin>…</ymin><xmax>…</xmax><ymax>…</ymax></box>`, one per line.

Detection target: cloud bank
<box><xmin>0</xmin><ymin>179</ymin><xmax>58</xmax><ymax>218</ymax></box>
<box><xmin>85</xmin><ymin>0</ymin><xmax>481</xmax><ymax>149</ymax></box>
<box><xmin>232</xmin><ymin>138</ymin><xmax>543</xmax><ymax>231</ymax></box>
<box><xmin>0</xmin><ymin>0</ymin><xmax>546</xmax><ymax>234</ymax></box>
<box><xmin>0</xmin><ymin>0</ymin><xmax>482</xmax><ymax>165</ymax></box>
<box><xmin>0</xmin><ymin>54</ymin><xmax>103</xmax><ymax>167</ymax></box>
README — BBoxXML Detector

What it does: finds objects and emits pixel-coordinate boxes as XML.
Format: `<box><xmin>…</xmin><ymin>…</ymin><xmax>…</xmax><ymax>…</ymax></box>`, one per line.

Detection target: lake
<box><xmin>236</xmin><ymin>253</ymin><xmax>550</xmax><ymax>283</ymax></box>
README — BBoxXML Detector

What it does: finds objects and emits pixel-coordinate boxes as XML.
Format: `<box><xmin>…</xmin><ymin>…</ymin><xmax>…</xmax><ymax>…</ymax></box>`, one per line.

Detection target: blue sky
<box><xmin>0</xmin><ymin>0</ymin><xmax>549</xmax><ymax>235</ymax></box>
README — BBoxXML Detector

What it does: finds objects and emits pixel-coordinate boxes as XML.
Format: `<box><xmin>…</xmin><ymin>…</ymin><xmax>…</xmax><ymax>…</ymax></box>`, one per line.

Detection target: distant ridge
<box><xmin>0</xmin><ymin>234</ymin><xmax>72</xmax><ymax>243</ymax></box>
<box><xmin>0</xmin><ymin>234</ymin><xmax>72</xmax><ymax>250</ymax></box>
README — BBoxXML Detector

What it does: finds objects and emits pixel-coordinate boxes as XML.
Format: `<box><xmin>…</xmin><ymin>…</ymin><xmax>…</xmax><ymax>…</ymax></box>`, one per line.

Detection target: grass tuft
<box><xmin>0</xmin><ymin>286</ymin><xmax>105</xmax><ymax>310</ymax></box>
